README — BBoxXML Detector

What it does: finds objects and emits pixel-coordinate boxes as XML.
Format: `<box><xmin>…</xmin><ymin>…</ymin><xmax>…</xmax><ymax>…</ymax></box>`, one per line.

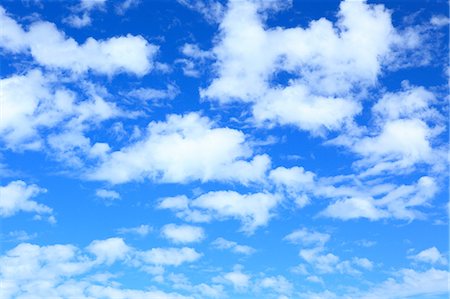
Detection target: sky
<box><xmin>0</xmin><ymin>0</ymin><xmax>449</xmax><ymax>298</ymax></box>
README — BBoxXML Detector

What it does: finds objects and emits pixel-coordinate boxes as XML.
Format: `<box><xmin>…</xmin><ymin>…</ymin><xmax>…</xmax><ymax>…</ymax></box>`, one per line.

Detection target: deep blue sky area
<box><xmin>0</xmin><ymin>0</ymin><xmax>448</xmax><ymax>298</ymax></box>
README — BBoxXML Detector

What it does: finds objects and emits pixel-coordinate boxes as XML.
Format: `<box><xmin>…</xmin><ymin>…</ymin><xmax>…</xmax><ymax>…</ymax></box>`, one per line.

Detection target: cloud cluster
<box><xmin>1</xmin><ymin>6</ymin><xmax>157</xmax><ymax>76</ymax></box>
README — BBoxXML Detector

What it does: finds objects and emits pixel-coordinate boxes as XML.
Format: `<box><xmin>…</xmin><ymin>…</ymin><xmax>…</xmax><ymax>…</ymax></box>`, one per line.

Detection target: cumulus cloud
<box><xmin>158</xmin><ymin>191</ymin><xmax>280</xmax><ymax>234</ymax></box>
<box><xmin>0</xmin><ymin>69</ymin><xmax>122</xmax><ymax>151</ymax></box>
<box><xmin>356</xmin><ymin>268</ymin><xmax>449</xmax><ymax>299</ymax></box>
<box><xmin>0</xmin><ymin>7</ymin><xmax>157</xmax><ymax>76</ymax></box>
<box><xmin>269</xmin><ymin>166</ymin><xmax>315</xmax><ymax>207</ymax></box>
<box><xmin>117</xmin><ymin>224</ymin><xmax>152</xmax><ymax>237</ymax></box>
<box><xmin>0</xmin><ymin>180</ymin><xmax>51</xmax><ymax>218</ymax></box>
<box><xmin>161</xmin><ymin>224</ymin><xmax>205</xmax><ymax>244</ymax></box>
<box><xmin>408</xmin><ymin>247</ymin><xmax>447</xmax><ymax>266</ymax></box>
<box><xmin>285</xmin><ymin>227</ymin><xmax>373</xmax><ymax>275</ymax></box>
<box><xmin>330</xmin><ymin>85</ymin><xmax>445</xmax><ymax>176</ymax></box>
<box><xmin>0</xmin><ymin>240</ymin><xmax>193</xmax><ymax>299</ymax></box>
<box><xmin>87</xmin><ymin>237</ymin><xmax>131</xmax><ymax>265</ymax></box>
<box><xmin>96</xmin><ymin>189</ymin><xmax>121</xmax><ymax>200</ymax></box>
<box><xmin>126</xmin><ymin>84</ymin><xmax>179</xmax><ymax>102</ymax></box>
<box><xmin>211</xmin><ymin>237</ymin><xmax>255</xmax><ymax>255</ymax></box>
<box><xmin>320</xmin><ymin>176</ymin><xmax>438</xmax><ymax>221</ymax></box>
<box><xmin>139</xmin><ymin>247</ymin><xmax>202</xmax><ymax>266</ymax></box>
<box><xmin>200</xmin><ymin>0</ymin><xmax>419</xmax><ymax>133</ymax></box>
<box><xmin>88</xmin><ymin>112</ymin><xmax>270</xmax><ymax>184</ymax></box>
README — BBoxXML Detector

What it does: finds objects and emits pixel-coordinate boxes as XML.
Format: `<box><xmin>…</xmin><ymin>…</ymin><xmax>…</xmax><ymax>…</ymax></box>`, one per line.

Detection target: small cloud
<box><xmin>117</xmin><ymin>224</ymin><xmax>152</xmax><ymax>237</ymax></box>
<box><xmin>96</xmin><ymin>189</ymin><xmax>121</xmax><ymax>201</ymax></box>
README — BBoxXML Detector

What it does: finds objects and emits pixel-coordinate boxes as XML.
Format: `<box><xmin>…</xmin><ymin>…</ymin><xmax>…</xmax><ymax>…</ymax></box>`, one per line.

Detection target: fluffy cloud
<box><xmin>285</xmin><ymin>227</ymin><xmax>373</xmax><ymax>275</ymax></box>
<box><xmin>283</xmin><ymin>228</ymin><xmax>330</xmax><ymax>247</ymax></box>
<box><xmin>0</xmin><ymin>69</ymin><xmax>121</xmax><ymax>151</ymax></box>
<box><xmin>211</xmin><ymin>238</ymin><xmax>255</xmax><ymax>255</ymax></box>
<box><xmin>0</xmin><ymin>180</ymin><xmax>52</xmax><ymax>218</ymax></box>
<box><xmin>96</xmin><ymin>189</ymin><xmax>121</xmax><ymax>200</ymax></box>
<box><xmin>88</xmin><ymin>113</ymin><xmax>270</xmax><ymax>184</ymax></box>
<box><xmin>200</xmin><ymin>0</ymin><xmax>418</xmax><ymax>133</ymax></box>
<box><xmin>269</xmin><ymin>166</ymin><xmax>315</xmax><ymax>207</ymax></box>
<box><xmin>0</xmin><ymin>7</ymin><xmax>157</xmax><ymax>76</ymax></box>
<box><xmin>408</xmin><ymin>247</ymin><xmax>447</xmax><ymax>266</ymax></box>
<box><xmin>158</xmin><ymin>191</ymin><xmax>280</xmax><ymax>234</ymax></box>
<box><xmin>87</xmin><ymin>237</ymin><xmax>132</xmax><ymax>265</ymax></box>
<box><xmin>139</xmin><ymin>247</ymin><xmax>202</xmax><ymax>266</ymax></box>
<box><xmin>161</xmin><ymin>224</ymin><xmax>205</xmax><ymax>244</ymax></box>
<box><xmin>0</xmin><ymin>240</ymin><xmax>193</xmax><ymax>299</ymax></box>
<box><xmin>126</xmin><ymin>84</ymin><xmax>179</xmax><ymax>102</ymax></box>
<box><xmin>117</xmin><ymin>224</ymin><xmax>152</xmax><ymax>237</ymax></box>
<box><xmin>321</xmin><ymin>176</ymin><xmax>438</xmax><ymax>221</ymax></box>
<box><xmin>331</xmin><ymin>85</ymin><xmax>445</xmax><ymax>176</ymax></box>
<box><xmin>216</xmin><ymin>267</ymin><xmax>250</xmax><ymax>291</ymax></box>
<box><xmin>357</xmin><ymin>268</ymin><xmax>449</xmax><ymax>299</ymax></box>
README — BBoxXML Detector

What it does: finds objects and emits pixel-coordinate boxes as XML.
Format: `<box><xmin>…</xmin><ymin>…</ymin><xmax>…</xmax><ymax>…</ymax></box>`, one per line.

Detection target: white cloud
<box><xmin>283</xmin><ymin>228</ymin><xmax>330</xmax><ymax>247</ymax></box>
<box><xmin>0</xmin><ymin>7</ymin><xmax>158</xmax><ymax>76</ymax></box>
<box><xmin>139</xmin><ymin>247</ymin><xmax>202</xmax><ymax>266</ymax></box>
<box><xmin>79</xmin><ymin>0</ymin><xmax>107</xmax><ymax>11</ymax></box>
<box><xmin>126</xmin><ymin>84</ymin><xmax>179</xmax><ymax>102</ymax></box>
<box><xmin>211</xmin><ymin>238</ymin><xmax>255</xmax><ymax>255</ymax></box>
<box><xmin>177</xmin><ymin>0</ymin><xmax>225</xmax><ymax>24</ymax></box>
<box><xmin>161</xmin><ymin>224</ymin><xmax>205</xmax><ymax>244</ymax></box>
<box><xmin>87</xmin><ymin>237</ymin><xmax>131</xmax><ymax>265</ymax></box>
<box><xmin>357</xmin><ymin>268</ymin><xmax>449</xmax><ymax>299</ymax></box>
<box><xmin>330</xmin><ymin>85</ymin><xmax>445</xmax><ymax>176</ymax></box>
<box><xmin>88</xmin><ymin>112</ymin><xmax>270</xmax><ymax>184</ymax></box>
<box><xmin>269</xmin><ymin>166</ymin><xmax>315</xmax><ymax>207</ymax></box>
<box><xmin>0</xmin><ymin>180</ymin><xmax>52</xmax><ymax>217</ymax></box>
<box><xmin>117</xmin><ymin>224</ymin><xmax>152</xmax><ymax>237</ymax></box>
<box><xmin>321</xmin><ymin>176</ymin><xmax>438</xmax><ymax>221</ymax></box>
<box><xmin>409</xmin><ymin>247</ymin><xmax>447</xmax><ymax>266</ymax></box>
<box><xmin>430</xmin><ymin>15</ymin><xmax>450</xmax><ymax>27</ymax></box>
<box><xmin>159</xmin><ymin>191</ymin><xmax>280</xmax><ymax>234</ymax></box>
<box><xmin>116</xmin><ymin>0</ymin><xmax>141</xmax><ymax>15</ymax></box>
<box><xmin>257</xmin><ymin>275</ymin><xmax>293</xmax><ymax>296</ymax></box>
<box><xmin>216</xmin><ymin>267</ymin><xmax>250</xmax><ymax>291</ymax></box>
<box><xmin>0</xmin><ymin>241</ymin><xmax>192</xmax><ymax>299</ymax></box>
<box><xmin>200</xmin><ymin>0</ymin><xmax>417</xmax><ymax>133</ymax></box>
<box><xmin>63</xmin><ymin>13</ymin><xmax>92</xmax><ymax>28</ymax></box>
<box><xmin>285</xmin><ymin>227</ymin><xmax>373</xmax><ymax>275</ymax></box>
<box><xmin>96</xmin><ymin>189</ymin><xmax>121</xmax><ymax>200</ymax></box>
<box><xmin>0</xmin><ymin>70</ymin><xmax>122</xmax><ymax>152</ymax></box>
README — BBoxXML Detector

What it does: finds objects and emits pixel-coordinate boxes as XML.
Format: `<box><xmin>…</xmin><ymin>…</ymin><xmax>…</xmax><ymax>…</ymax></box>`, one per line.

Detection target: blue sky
<box><xmin>0</xmin><ymin>0</ymin><xmax>449</xmax><ymax>298</ymax></box>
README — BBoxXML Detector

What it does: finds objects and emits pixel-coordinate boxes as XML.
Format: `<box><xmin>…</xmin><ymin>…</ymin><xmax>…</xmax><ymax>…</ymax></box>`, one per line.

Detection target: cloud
<box><xmin>0</xmin><ymin>69</ymin><xmax>121</xmax><ymax>151</ymax></box>
<box><xmin>283</xmin><ymin>228</ymin><xmax>330</xmax><ymax>247</ymax></box>
<box><xmin>177</xmin><ymin>0</ymin><xmax>225</xmax><ymax>24</ymax></box>
<box><xmin>408</xmin><ymin>247</ymin><xmax>447</xmax><ymax>266</ymax></box>
<box><xmin>88</xmin><ymin>112</ymin><xmax>270</xmax><ymax>185</ymax></box>
<box><xmin>0</xmin><ymin>7</ymin><xmax>158</xmax><ymax>76</ymax></box>
<box><xmin>320</xmin><ymin>176</ymin><xmax>438</xmax><ymax>221</ymax></box>
<box><xmin>269</xmin><ymin>166</ymin><xmax>315</xmax><ymax>207</ymax></box>
<box><xmin>161</xmin><ymin>224</ymin><xmax>205</xmax><ymax>244</ymax></box>
<box><xmin>199</xmin><ymin>0</ymin><xmax>418</xmax><ymax>134</ymax></box>
<box><xmin>285</xmin><ymin>227</ymin><xmax>373</xmax><ymax>275</ymax></box>
<box><xmin>139</xmin><ymin>247</ymin><xmax>202</xmax><ymax>266</ymax></box>
<box><xmin>126</xmin><ymin>84</ymin><xmax>179</xmax><ymax>102</ymax></box>
<box><xmin>216</xmin><ymin>266</ymin><xmax>250</xmax><ymax>291</ymax></box>
<box><xmin>158</xmin><ymin>191</ymin><xmax>280</xmax><ymax>234</ymax></box>
<box><xmin>257</xmin><ymin>275</ymin><xmax>293</xmax><ymax>296</ymax></box>
<box><xmin>0</xmin><ymin>180</ymin><xmax>52</xmax><ymax>218</ymax></box>
<box><xmin>117</xmin><ymin>224</ymin><xmax>152</xmax><ymax>237</ymax></box>
<box><xmin>357</xmin><ymin>268</ymin><xmax>449</xmax><ymax>299</ymax></box>
<box><xmin>211</xmin><ymin>237</ymin><xmax>255</xmax><ymax>255</ymax></box>
<box><xmin>330</xmin><ymin>85</ymin><xmax>445</xmax><ymax>176</ymax></box>
<box><xmin>0</xmin><ymin>240</ymin><xmax>193</xmax><ymax>299</ymax></box>
<box><xmin>87</xmin><ymin>237</ymin><xmax>131</xmax><ymax>265</ymax></box>
<box><xmin>95</xmin><ymin>189</ymin><xmax>121</xmax><ymax>200</ymax></box>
